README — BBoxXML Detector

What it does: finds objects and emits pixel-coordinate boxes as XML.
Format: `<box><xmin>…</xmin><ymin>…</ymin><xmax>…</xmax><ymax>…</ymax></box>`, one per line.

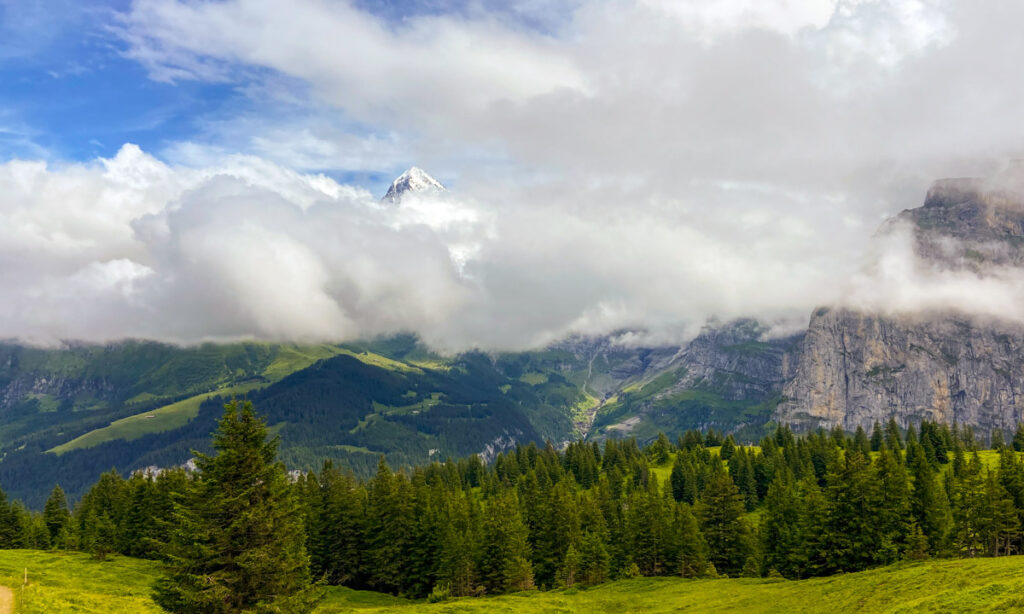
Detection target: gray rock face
<box><xmin>776</xmin><ymin>308</ymin><xmax>1024</xmax><ymax>431</ymax></box>
<box><xmin>546</xmin><ymin>333</ymin><xmax>681</xmax><ymax>398</ymax></box>
<box><xmin>777</xmin><ymin>175</ymin><xmax>1024</xmax><ymax>431</ymax></box>
<box><xmin>666</xmin><ymin>319</ymin><xmax>802</xmax><ymax>402</ymax></box>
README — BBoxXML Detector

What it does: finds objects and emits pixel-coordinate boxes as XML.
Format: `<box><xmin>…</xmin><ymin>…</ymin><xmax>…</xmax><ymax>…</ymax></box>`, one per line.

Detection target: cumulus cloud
<box><xmin>6</xmin><ymin>1</ymin><xmax>1024</xmax><ymax>349</ymax></box>
<box><xmin>0</xmin><ymin>145</ymin><xmax>475</xmax><ymax>346</ymax></box>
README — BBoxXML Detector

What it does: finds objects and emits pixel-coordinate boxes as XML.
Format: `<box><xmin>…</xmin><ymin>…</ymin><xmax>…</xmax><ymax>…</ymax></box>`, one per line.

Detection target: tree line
<box><xmin>4</xmin><ymin>406</ymin><xmax>1024</xmax><ymax>609</ymax></box>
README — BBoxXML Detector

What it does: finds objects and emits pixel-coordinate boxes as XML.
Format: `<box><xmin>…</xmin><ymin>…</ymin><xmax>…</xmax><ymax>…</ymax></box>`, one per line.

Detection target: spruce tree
<box><xmin>43</xmin><ymin>484</ymin><xmax>71</xmax><ymax>549</ymax></box>
<box><xmin>853</xmin><ymin>426</ymin><xmax>872</xmax><ymax>457</ymax></box>
<box><xmin>478</xmin><ymin>490</ymin><xmax>534</xmax><ymax>593</ymax></box>
<box><xmin>885</xmin><ymin>418</ymin><xmax>904</xmax><ymax>451</ymax></box>
<box><xmin>309</xmin><ymin>461</ymin><xmax>364</xmax><ymax>586</ymax></box>
<box><xmin>0</xmin><ymin>485</ymin><xmax>19</xmax><ymax>549</ymax></box>
<box><xmin>720</xmin><ymin>436</ymin><xmax>736</xmax><ymax>461</ymax></box>
<box><xmin>698</xmin><ymin>472</ymin><xmax>750</xmax><ymax>576</ymax></box>
<box><xmin>153</xmin><ymin>400</ymin><xmax>318</xmax><ymax>613</ymax></box>
<box><xmin>870</xmin><ymin>421</ymin><xmax>884</xmax><ymax>452</ymax></box>
<box><xmin>991</xmin><ymin>429</ymin><xmax>1006</xmax><ymax>451</ymax></box>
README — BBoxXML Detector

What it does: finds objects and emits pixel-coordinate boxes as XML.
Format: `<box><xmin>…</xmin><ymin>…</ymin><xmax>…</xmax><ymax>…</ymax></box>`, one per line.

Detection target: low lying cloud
<box><xmin>0</xmin><ymin>144</ymin><xmax>849</xmax><ymax>350</ymax></box>
<box><xmin>6</xmin><ymin>144</ymin><xmax>1024</xmax><ymax>351</ymax></box>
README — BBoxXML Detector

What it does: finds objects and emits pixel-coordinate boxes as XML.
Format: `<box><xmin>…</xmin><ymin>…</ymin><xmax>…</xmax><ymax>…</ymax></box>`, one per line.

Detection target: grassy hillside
<box><xmin>2</xmin><ymin>550</ymin><xmax>1024</xmax><ymax>613</ymax></box>
<box><xmin>47</xmin><ymin>344</ymin><xmax>347</xmax><ymax>454</ymax></box>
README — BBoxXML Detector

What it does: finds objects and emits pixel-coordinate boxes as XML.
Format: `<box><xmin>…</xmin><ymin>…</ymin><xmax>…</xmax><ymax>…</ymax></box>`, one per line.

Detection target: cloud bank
<box><xmin>6</xmin><ymin>1</ymin><xmax>1024</xmax><ymax>349</ymax></box>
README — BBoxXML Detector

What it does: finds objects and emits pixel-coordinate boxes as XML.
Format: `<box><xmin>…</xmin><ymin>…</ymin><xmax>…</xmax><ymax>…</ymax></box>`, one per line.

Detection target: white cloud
<box><xmin>6</xmin><ymin>0</ymin><xmax>1024</xmax><ymax>348</ymax></box>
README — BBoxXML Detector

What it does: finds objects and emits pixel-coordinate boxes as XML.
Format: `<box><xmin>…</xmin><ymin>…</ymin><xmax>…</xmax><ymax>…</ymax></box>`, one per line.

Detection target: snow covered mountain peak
<box><xmin>382</xmin><ymin>167</ymin><xmax>446</xmax><ymax>204</ymax></box>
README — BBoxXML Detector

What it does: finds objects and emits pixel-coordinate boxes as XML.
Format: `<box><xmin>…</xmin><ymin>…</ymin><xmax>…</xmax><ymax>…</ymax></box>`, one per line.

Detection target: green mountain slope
<box><xmin>2</xmin><ymin>549</ymin><xmax>1023</xmax><ymax>613</ymax></box>
<box><xmin>0</xmin><ymin>324</ymin><xmax>802</xmax><ymax>506</ymax></box>
<box><xmin>0</xmin><ymin>343</ymin><xmax>582</xmax><ymax>506</ymax></box>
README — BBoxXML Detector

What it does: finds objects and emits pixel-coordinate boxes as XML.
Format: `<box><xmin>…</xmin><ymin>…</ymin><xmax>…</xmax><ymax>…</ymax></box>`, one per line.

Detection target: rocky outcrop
<box><xmin>665</xmin><ymin>319</ymin><xmax>802</xmax><ymax>402</ymax></box>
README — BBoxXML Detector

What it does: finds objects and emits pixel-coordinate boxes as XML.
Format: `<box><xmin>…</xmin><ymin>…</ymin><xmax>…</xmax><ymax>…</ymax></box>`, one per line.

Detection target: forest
<box><xmin>2</xmin><ymin>402</ymin><xmax>1024</xmax><ymax>609</ymax></box>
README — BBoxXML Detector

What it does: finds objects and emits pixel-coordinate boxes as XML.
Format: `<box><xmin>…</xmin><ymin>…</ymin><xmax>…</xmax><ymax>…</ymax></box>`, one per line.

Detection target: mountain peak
<box><xmin>382</xmin><ymin>167</ymin><xmax>445</xmax><ymax>204</ymax></box>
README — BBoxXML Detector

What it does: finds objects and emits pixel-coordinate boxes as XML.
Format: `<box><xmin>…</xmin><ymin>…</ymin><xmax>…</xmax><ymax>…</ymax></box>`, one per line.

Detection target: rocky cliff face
<box><xmin>666</xmin><ymin>319</ymin><xmax>801</xmax><ymax>402</ymax></box>
<box><xmin>777</xmin><ymin>174</ymin><xmax>1024</xmax><ymax>431</ymax></box>
<box><xmin>777</xmin><ymin>308</ymin><xmax>1024</xmax><ymax>430</ymax></box>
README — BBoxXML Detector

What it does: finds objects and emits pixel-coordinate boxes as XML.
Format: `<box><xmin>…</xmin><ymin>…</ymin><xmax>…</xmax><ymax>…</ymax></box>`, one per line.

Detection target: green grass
<box><xmin>0</xmin><ymin>550</ymin><xmax>161</xmax><ymax>613</ymax></box>
<box><xmin>261</xmin><ymin>344</ymin><xmax>345</xmax><ymax>381</ymax></box>
<box><xmin>336</xmin><ymin>349</ymin><xmax>424</xmax><ymax>374</ymax></box>
<box><xmin>318</xmin><ymin>558</ymin><xmax>1024</xmax><ymax>613</ymax></box>
<box><xmin>519</xmin><ymin>372</ymin><xmax>549</xmax><ymax>386</ymax></box>
<box><xmin>4</xmin><ymin>550</ymin><xmax>1024</xmax><ymax>613</ymax></box>
<box><xmin>48</xmin><ymin>382</ymin><xmax>264</xmax><ymax>455</ymax></box>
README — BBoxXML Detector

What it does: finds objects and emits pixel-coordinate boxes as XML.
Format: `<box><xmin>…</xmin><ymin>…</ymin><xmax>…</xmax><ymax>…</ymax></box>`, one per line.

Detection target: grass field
<box><xmin>3</xmin><ymin>549</ymin><xmax>1024</xmax><ymax>613</ymax></box>
<box><xmin>0</xmin><ymin>550</ymin><xmax>160</xmax><ymax>613</ymax></box>
<box><xmin>48</xmin><ymin>382</ymin><xmax>266</xmax><ymax>455</ymax></box>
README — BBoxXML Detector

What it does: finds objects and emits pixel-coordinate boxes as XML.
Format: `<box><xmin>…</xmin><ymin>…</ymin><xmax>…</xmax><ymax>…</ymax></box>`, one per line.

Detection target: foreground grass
<box><xmin>0</xmin><ymin>550</ymin><xmax>160</xmax><ymax>613</ymax></box>
<box><xmin>3</xmin><ymin>550</ymin><xmax>1024</xmax><ymax>613</ymax></box>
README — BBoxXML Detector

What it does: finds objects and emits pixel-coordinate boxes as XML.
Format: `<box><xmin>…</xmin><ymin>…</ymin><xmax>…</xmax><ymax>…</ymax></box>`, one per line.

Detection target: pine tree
<box><xmin>577</xmin><ymin>531</ymin><xmax>611</xmax><ymax>585</ymax></box>
<box><xmin>909</xmin><ymin>443</ymin><xmax>950</xmax><ymax>556</ymax></box>
<box><xmin>1014</xmin><ymin>424</ymin><xmax>1024</xmax><ymax>452</ymax></box>
<box><xmin>624</xmin><ymin>476</ymin><xmax>668</xmax><ymax>576</ymax></box>
<box><xmin>873</xmin><ymin>447</ymin><xmax>910</xmax><ymax>563</ymax></box>
<box><xmin>761</xmin><ymin>475</ymin><xmax>803</xmax><ymax>578</ymax></box>
<box><xmin>81</xmin><ymin>510</ymin><xmax>117</xmax><ymax>561</ymax></box>
<box><xmin>478</xmin><ymin>490</ymin><xmax>534</xmax><ymax>594</ymax></box>
<box><xmin>669</xmin><ymin>454</ymin><xmax>697</xmax><ymax>504</ymax></box>
<box><xmin>822</xmin><ymin>451</ymin><xmax>884</xmax><ymax>572</ymax></box>
<box><xmin>43</xmin><ymin>484</ymin><xmax>71</xmax><ymax>549</ymax></box>
<box><xmin>436</xmin><ymin>493</ymin><xmax>479</xmax><ymax>596</ymax></box>
<box><xmin>364</xmin><ymin>458</ymin><xmax>415</xmax><ymax>593</ymax></box>
<box><xmin>720</xmin><ymin>436</ymin><xmax>736</xmax><ymax>461</ymax></box>
<box><xmin>698</xmin><ymin>472</ymin><xmax>750</xmax><ymax>576</ymax></box>
<box><xmin>122</xmin><ymin>474</ymin><xmax>161</xmax><ymax>558</ymax></box>
<box><xmin>853</xmin><ymin>426</ymin><xmax>872</xmax><ymax>457</ymax></box>
<box><xmin>870</xmin><ymin>421</ymin><xmax>884</xmax><ymax>452</ymax></box>
<box><xmin>153</xmin><ymin>400</ymin><xmax>318</xmax><ymax>613</ymax></box>
<box><xmin>0</xmin><ymin>485</ymin><xmax>19</xmax><ymax>549</ymax></box>
<box><xmin>991</xmin><ymin>429</ymin><xmax>1006</xmax><ymax>450</ymax></box>
<box><xmin>559</xmin><ymin>545</ymin><xmax>581</xmax><ymax>587</ymax></box>
<box><xmin>309</xmin><ymin>461</ymin><xmax>364</xmax><ymax>586</ymax></box>
<box><xmin>885</xmin><ymin>418</ymin><xmax>904</xmax><ymax>451</ymax></box>
<box><xmin>668</xmin><ymin>502</ymin><xmax>707</xmax><ymax>578</ymax></box>
<box><xmin>905</xmin><ymin>523</ymin><xmax>929</xmax><ymax>560</ymax></box>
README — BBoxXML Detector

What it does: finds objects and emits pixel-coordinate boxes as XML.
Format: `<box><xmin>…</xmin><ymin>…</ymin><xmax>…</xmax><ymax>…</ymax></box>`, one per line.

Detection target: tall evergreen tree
<box><xmin>698</xmin><ymin>472</ymin><xmax>750</xmax><ymax>576</ymax></box>
<box><xmin>153</xmin><ymin>400</ymin><xmax>318</xmax><ymax>613</ymax></box>
<box><xmin>885</xmin><ymin>418</ymin><xmax>904</xmax><ymax>451</ymax></box>
<box><xmin>42</xmin><ymin>484</ymin><xmax>71</xmax><ymax>548</ymax></box>
<box><xmin>478</xmin><ymin>490</ymin><xmax>534</xmax><ymax>594</ymax></box>
<box><xmin>0</xmin><ymin>485</ymin><xmax>19</xmax><ymax>549</ymax></box>
<box><xmin>870</xmin><ymin>421</ymin><xmax>884</xmax><ymax>452</ymax></box>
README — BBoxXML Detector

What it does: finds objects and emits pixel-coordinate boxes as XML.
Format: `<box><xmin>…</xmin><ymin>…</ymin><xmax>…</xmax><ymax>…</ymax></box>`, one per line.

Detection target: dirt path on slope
<box><xmin>0</xmin><ymin>585</ymin><xmax>13</xmax><ymax>614</ymax></box>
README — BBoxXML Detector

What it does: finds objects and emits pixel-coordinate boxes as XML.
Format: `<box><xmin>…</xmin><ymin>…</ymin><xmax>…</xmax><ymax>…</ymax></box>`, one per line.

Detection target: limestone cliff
<box><xmin>777</xmin><ymin>308</ymin><xmax>1024</xmax><ymax>430</ymax></box>
<box><xmin>777</xmin><ymin>173</ymin><xmax>1024</xmax><ymax>431</ymax></box>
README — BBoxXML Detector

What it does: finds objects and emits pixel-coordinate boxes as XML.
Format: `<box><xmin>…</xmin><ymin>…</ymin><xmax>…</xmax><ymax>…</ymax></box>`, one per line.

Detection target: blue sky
<box><xmin>0</xmin><ymin>0</ymin><xmax>569</xmax><ymax>194</ymax></box>
<box><xmin>1</xmin><ymin>2</ymin><xmax>240</xmax><ymax>159</ymax></box>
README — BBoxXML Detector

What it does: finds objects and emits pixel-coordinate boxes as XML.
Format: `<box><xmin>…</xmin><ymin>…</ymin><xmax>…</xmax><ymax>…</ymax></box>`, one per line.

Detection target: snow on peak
<box><xmin>382</xmin><ymin>167</ymin><xmax>446</xmax><ymax>203</ymax></box>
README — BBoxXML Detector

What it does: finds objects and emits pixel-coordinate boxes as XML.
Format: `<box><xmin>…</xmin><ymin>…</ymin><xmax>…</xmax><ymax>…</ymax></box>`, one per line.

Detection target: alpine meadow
<box><xmin>7</xmin><ymin>0</ymin><xmax>1024</xmax><ymax>612</ymax></box>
